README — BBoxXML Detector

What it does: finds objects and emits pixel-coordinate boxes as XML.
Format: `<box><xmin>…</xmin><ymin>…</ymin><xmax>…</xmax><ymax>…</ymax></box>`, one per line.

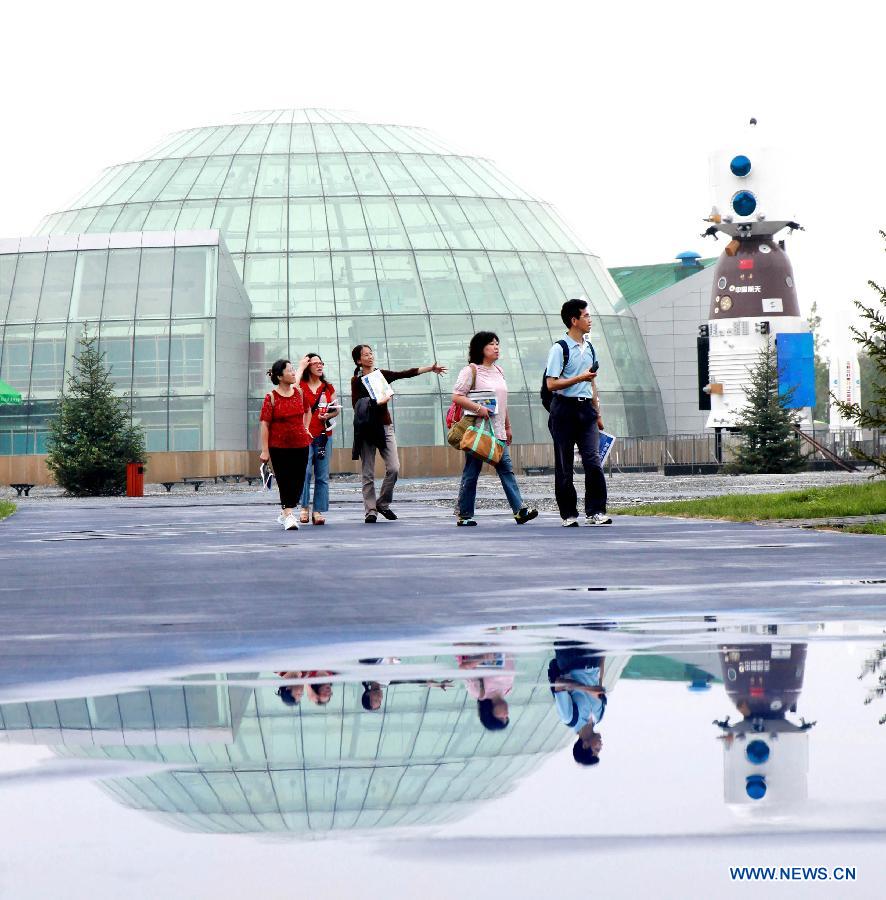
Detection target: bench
<box><xmin>158</xmin><ymin>475</ymin><xmax>260</xmax><ymax>492</ymax></box>
<box><xmin>10</xmin><ymin>483</ymin><xmax>34</xmax><ymax>497</ymax></box>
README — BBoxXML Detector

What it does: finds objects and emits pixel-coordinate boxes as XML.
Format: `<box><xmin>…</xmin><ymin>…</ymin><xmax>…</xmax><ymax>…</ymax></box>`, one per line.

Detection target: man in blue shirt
<box><xmin>545</xmin><ymin>298</ymin><xmax>611</xmax><ymax>527</ymax></box>
<box><xmin>549</xmin><ymin>647</ymin><xmax>607</xmax><ymax>766</ymax></box>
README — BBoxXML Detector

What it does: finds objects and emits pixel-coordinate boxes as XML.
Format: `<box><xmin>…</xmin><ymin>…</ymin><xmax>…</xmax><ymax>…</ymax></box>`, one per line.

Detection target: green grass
<box><xmin>0</xmin><ymin>500</ymin><xmax>15</xmax><ymax>521</ymax></box>
<box><xmin>838</xmin><ymin>522</ymin><xmax>886</xmax><ymax>535</ymax></box>
<box><xmin>613</xmin><ymin>479</ymin><xmax>886</xmax><ymax>522</ymax></box>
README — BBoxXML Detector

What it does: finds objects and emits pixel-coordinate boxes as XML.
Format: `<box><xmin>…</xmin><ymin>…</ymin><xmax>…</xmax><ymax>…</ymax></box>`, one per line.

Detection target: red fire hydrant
<box><xmin>126</xmin><ymin>462</ymin><xmax>145</xmax><ymax>497</ymax></box>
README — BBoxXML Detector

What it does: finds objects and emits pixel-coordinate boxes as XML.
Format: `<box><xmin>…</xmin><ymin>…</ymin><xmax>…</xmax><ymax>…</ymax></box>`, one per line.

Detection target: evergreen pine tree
<box><xmin>46</xmin><ymin>330</ymin><xmax>146</xmax><ymax>495</ymax></box>
<box><xmin>834</xmin><ymin>231</ymin><xmax>886</xmax><ymax>475</ymax></box>
<box><xmin>726</xmin><ymin>338</ymin><xmax>806</xmax><ymax>474</ymax></box>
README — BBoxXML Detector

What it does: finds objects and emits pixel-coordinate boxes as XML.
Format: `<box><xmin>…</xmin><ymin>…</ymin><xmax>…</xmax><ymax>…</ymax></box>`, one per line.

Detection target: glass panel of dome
<box><xmin>374</xmin><ymin>156</ymin><xmax>421</xmax><ymax>194</ymax></box>
<box><xmin>235</xmin><ymin>124</ymin><xmax>272</xmax><ymax>155</ymax></box>
<box><xmin>66</xmin><ymin>166</ymin><xmax>124</xmax><ymax>210</ymax></box>
<box><xmin>80</xmin><ymin>162</ymin><xmax>142</xmax><ymax>208</ymax></box>
<box><xmin>131</xmin><ymin>247</ymin><xmax>172</xmax><ymax>319</ymax></box>
<box><xmin>36</xmin><ymin>251</ymin><xmax>77</xmax><ymax>322</ymax></box>
<box><xmin>253</xmin><ymin>155</ymin><xmax>289</xmax><ymax>198</ymax></box>
<box><xmin>317</xmin><ymin>154</ymin><xmax>355</xmax><ymax>195</ymax></box>
<box><xmin>518</xmin><ymin>252</ymin><xmax>564</xmax><ymax>310</ymax></box>
<box><xmin>397</xmin><ymin>154</ymin><xmax>451</xmax><ymax>195</ymax></box>
<box><xmin>311</xmin><ymin>124</ymin><xmax>342</xmax><ymax>153</ymax></box>
<box><xmin>383</xmin><ymin>314</ymin><xmax>434</xmax><ymax>380</ymax></box>
<box><xmin>171</xmin><ymin>128</ymin><xmax>219</xmax><ymax>159</ymax></box>
<box><xmin>264</xmin><ymin>124</ymin><xmax>291</xmax><ymax>154</ymax></box>
<box><xmin>29</xmin><ymin>325</ymin><xmax>67</xmax><ymax>397</ymax></box>
<box><xmin>248</xmin><ymin>319</ymin><xmax>288</xmax><ymax>396</ymax></box>
<box><xmin>334</xmin><ymin>315</ymin><xmax>387</xmax><ymax>372</ymax></box>
<box><xmin>375</xmin><ymin>254</ymin><xmax>426</xmax><ymax>315</ymax></box>
<box><xmin>133</xmin><ymin>322</ymin><xmax>170</xmax><ymax>395</ymax></box>
<box><xmin>48</xmin><ymin>210</ymin><xmax>81</xmax><ymax>234</ymax></box>
<box><xmin>172</xmin><ymin>247</ymin><xmax>215</xmax><ymax>318</ymax></box>
<box><xmin>330</xmin><ymin>252</ymin><xmax>381</xmax><ymax>315</ymax></box>
<box><xmin>211</xmin><ymin>200</ymin><xmax>250</xmax><ymax>252</ymax></box>
<box><xmin>452</xmin><ymin>252</ymin><xmax>507</xmax><ymax>312</ymax></box>
<box><xmin>236</xmin><ymin>771</ymin><xmax>278</xmax><ymax>809</ymax></box>
<box><xmin>421</xmin><ymin>155</ymin><xmax>473</xmax><ymax>195</ymax></box>
<box><xmin>0</xmin><ymin>255</ymin><xmax>18</xmax><ymax>322</ymax></box>
<box><xmin>105</xmin><ymin>161</ymin><xmax>160</xmax><ymax>205</ymax></box>
<box><xmin>458</xmin><ymin>198</ymin><xmax>514</xmax><ymax>251</ymax></box>
<box><xmin>133</xmin><ymin>399</ymin><xmax>167</xmax><ymax>451</ymax></box>
<box><xmin>511</xmin><ymin>316</ymin><xmax>555</xmax><ymax>389</ymax></box>
<box><xmin>505</xmin><ymin>201</ymin><xmax>559</xmax><ymax>252</ymax></box>
<box><xmin>69</xmin><ymin>250</ymin><xmax>108</xmax><ymax>322</ymax></box>
<box><xmin>363</xmin><ymin>199</ymin><xmax>410</xmax><ymax>251</ymax></box>
<box><xmin>191</xmin><ymin>125</ymin><xmax>235</xmax><ymax>157</ymax></box>
<box><xmin>597</xmin><ymin>315</ymin><xmax>654</xmax><ymax>391</ymax></box>
<box><xmin>187</xmin><ymin>156</ymin><xmax>234</xmax><ymax>200</ymax></box>
<box><xmin>287</xmin><ymin>318</ymin><xmax>338</xmax><ymax>380</ymax></box>
<box><xmin>287</xmin><ymin>253</ymin><xmax>335</xmax><ymax>317</ymax></box>
<box><xmin>487</xmin><ymin>252</ymin><xmax>544</xmax><ymax>312</ymax></box>
<box><xmin>348</xmin><ymin>154</ymin><xmax>389</xmax><ymax>195</ymax></box>
<box><xmin>244</xmin><ymin>254</ymin><xmax>287</xmax><ymax>317</ymax></box>
<box><xmin>390</xmin><ymin>393</ymin><xmax>442</xmax><ymax>446</ymax></box>
<box><xmin>288</xmin><ymin>156</ymin><xmax>323</xmax><ymax>196</ymax></box>
<box><xmin>269</xmin><ymin>770</ymin><xmax>307</xmax><ymax>808</ymax></box>
<box><xmin>85</xmin><ymin>205</ymin><xmax>123</xmax><ymax>233</ymax></box>
<box><xmin>34</xmin><ymin>214</ymin><xmax>59</xmax><ymax>235</ymax></box>
<box><xmin>415</xmin><ymin>253</ymin><xmax>470</xmax><ymax>313</ymax></box>
<box><xmin>246</xmin><ymin>199</ymin><xmax>287</xmax><ymax>252</ymax></box>
<box><xmin>328</xmin><ymin>123</ymin><xmax>366</xmax><ymax>152</ymax></box>
<box><xmin>169</xmin><ymin>397</ymin><xmax>208</xmax><ymax>450</ymax></box>
<box><xmin>110</xmin><ymin>203</ymin><xmax>150</xmax><ymax>232</ymax></box>
<box><xmin>563</xmin><ymin>253</ymin><xmax>609</xmax><ymax>314</ymax></box>
<box><xmin>65</xmin><ymin>207</ymin><xmax>101</xmax><ymax>233</ymax></box>
<box><xmin>219</xmin><ymin>156</ymin><xmax>260</xmax><ymax>199</ymax></box>
<box><xmin>477</xmin><ymin>158</ymin><xmax>533</xmax><ymax>200</ymax></box>
<box><xmin>142</xmin><ymin>202</ymin><xmax>180</xmax><ymax>231</ymax></box>
<box><xmin>445</xmin><ymin>157</ymin><xmax>500</xmax><ymax>198</ymax></box>
<box><xmin>531</xmin><ymin>204</ymin><xmax>581</xmax><ymax>252</ymax></box>
<box><xmin>397</xmin><ymin>198</ymin><xmax>449</xmax><ymax>250</ymax></box>
<box><xmin>483</xmin><ymin>200</ymin><xmax>541</xmax><ymax>251</ymax></box>
<box><xmin>173</xmin><ymin>200</ymin><xmax>215</xmax><ymax>232</ymax></box>
<box><xmin>6</xmin><ymin>253</ymin><xmax>45</xmax><ymax>324</ymax></box>
<box><xmin>174</xmin><ymin>771</ymin><xmax>222</xmax><ymax>812</ymax></box>
<box><xmin>423</xmin><ymin>198</ymin><xmax>476</xmax><ymax>250</ymax></box>
<box><xmin>156</xmin><ymin>157</ymin><xmax>207</xmax><ymax>201</ymax></box>
<box><xmin>290</xmin><ymin>199</ymin><xmax>333</xmax><ymax>251</ymax></box>
<box><xmin>326</xmin><ymin>197</ymin><xmax>370</xmax><ymax>250</ymax></box>
<box><xmin>347</xmin><ymin>123</ymin><xmax>393</xmax><ymax>152</ymax></box>
<box><xmin>130</xmin><ymin>158</ymin><xmax>184</xmax><ymax>203</ymax></box>
<box><xmin>289</xmin><ymin>125</ymin><xmax>316</xmax><ymax>153</ymax></box>
<box><xmin>545</xmin><ymin>253</ymin><xmax>588</xmax><ymax>301</ymax></box>
<box><xmin>373</xmin><ymin>125</ymin><xmax>415</xmax><ymax>154</ymax></box>
<box><xmin>100</xmin><ymin>248</ymin><xmax>140</xmax><ymax>320</ymax></box>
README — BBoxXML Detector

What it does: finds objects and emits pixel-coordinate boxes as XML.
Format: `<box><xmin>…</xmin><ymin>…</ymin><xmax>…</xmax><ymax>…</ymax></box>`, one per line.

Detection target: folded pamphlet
<box><xmin>466</xmin><ymin>390</ymin><xmax>498</xmax><ymax>416</ymax></box>
<box><xmin>361</xmin><ymin>370</ymin><xmax>394</xmax><ymax>402</ymax></box>
<box><xmin>598</xmin><ymin>430</ymin><xmax>615</xmax><ymax>466</ymax></box>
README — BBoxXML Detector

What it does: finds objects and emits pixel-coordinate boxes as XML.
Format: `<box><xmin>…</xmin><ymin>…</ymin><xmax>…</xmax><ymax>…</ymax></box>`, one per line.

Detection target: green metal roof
<box><xmin>608</xmin><ymin>258</ymin><xmax>717</xmax><ymax>307</ymax></box>
<box><xmin>0</xmin><ymin>380</ymin><xmax>22</xmax><ymax>405</ymax></box>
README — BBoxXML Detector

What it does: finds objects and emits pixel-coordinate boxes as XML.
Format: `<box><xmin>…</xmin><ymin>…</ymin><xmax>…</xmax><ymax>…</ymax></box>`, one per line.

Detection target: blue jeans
<box><xmin>299</xmin><ymin>435</ymin><xmax>330</xmax><ymax>512</ymax></box>
<box><xmin>457</xmin><ymin>446</ymin><xmax>523</xmax><ymax>518</ymax></box>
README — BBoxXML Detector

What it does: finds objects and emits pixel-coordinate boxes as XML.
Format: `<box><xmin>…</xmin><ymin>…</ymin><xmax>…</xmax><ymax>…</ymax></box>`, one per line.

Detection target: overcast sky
<box><xmin>1</xmin><ymin>0</ymin><xmax>882</xmax><ymax>354</ymax></box>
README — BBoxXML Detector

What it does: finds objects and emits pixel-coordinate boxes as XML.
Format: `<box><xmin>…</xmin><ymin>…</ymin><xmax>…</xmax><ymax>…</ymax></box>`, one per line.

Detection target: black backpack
<box><xmin>540</xmin><ymin>340</ymin><xmax>570</xmax><ymax>412</ymax></box>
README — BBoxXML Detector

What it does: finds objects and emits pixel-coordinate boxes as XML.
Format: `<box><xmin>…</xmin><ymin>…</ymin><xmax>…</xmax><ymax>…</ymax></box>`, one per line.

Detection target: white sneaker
<box><xmin>282</xmin><ymin>513</ymin><xmax>299</xmax><ymax>531</ymax></box>
<box><xmin>586</xmin><ymin>513</ymin><xmax>613</xmax><ymax>526</ymax></box>
<box><xmin>277</xmin><ymin>513</ymin><xmax>285</xmax><ymax>524</ymax></box>
<box><xmin>562</xmin><ymin>517</ymin><xmax>579</xmax><ymax>527</ymax></box>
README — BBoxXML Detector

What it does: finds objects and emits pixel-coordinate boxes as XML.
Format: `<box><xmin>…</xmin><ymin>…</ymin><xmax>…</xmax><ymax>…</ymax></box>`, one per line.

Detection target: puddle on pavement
<box><xmin>2</xmin><ymin>616</ymin><xmax>885</xmax><ymax>894</ymax></box>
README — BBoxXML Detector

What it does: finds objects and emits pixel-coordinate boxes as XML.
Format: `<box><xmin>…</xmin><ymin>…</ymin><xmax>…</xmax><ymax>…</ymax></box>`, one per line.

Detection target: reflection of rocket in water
<box><xmin>715</xmin><ymin>641</ymin><xmax>815</xmax><ymax>807</ymax></box>
<box><xmin>699</xmin><ymin>119</ymin><xmax>815</xmax><ymax>430</ymax></box>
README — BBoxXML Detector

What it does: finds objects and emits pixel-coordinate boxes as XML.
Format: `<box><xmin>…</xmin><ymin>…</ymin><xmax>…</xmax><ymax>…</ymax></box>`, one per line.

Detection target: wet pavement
<box><xmin>1</xmin><ymin>618</ymin><xmax>884</xmax><ymax>898</ymax></box>
<box><xmin>3</xmin><ymin>482</ymin><xmax>886</xmax><ymax>897</ymax></box>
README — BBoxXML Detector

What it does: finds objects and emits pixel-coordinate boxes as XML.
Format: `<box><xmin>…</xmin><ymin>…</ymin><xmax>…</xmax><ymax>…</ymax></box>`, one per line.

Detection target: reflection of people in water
<box><xmin>548</xmin><ymin>647</ymin><xmax>607</xmax><ymax>766</ymax></box>
<box><xmin>457</xmin><ymin>653</ymin><xmax>515</xmax><ymax>730</ymax></box>
<box><xmin>276</xmin><ymin>670</ymin><xmax>334</xmax><ymax>706</ymax></box>
<box><xmin>358</xmin><ymin>658</ymin><xmax>451</xmax><ymax>711</ymax></box>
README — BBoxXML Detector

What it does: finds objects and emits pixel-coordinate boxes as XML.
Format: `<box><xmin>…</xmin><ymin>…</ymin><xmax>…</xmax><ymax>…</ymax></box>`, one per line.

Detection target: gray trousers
<box><xmin>360</xmin><ymin>424</ymin><xmax>399</xmax><ymax>514</ymax></box>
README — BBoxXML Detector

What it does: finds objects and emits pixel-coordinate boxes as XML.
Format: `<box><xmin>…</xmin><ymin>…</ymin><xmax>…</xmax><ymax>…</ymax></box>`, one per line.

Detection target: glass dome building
<box><xmin>1</xmin><ymin>108</ymin><xmax>664</xmax><ymax>460</ymax></box>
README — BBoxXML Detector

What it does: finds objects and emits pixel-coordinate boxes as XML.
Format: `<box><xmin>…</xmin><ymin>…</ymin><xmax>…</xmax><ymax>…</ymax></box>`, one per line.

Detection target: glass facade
<box><xmin>25</xmin><ymin>108</ymin><xmax>664</xmax><ymax>451</ymax></box>
<box><xmin>0</xmin><ymin>655</ymin><xmax>572</xmax><ymax>835</ymax></box>
<box><xmin>0</xmin><ymin>233</ymin><xmax>249</xmax><ymax>454</ymax></box>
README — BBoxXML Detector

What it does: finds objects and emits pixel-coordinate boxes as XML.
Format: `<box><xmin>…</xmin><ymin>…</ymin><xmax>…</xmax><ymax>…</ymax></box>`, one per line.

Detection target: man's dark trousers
<box><xmin>548</xmin><ymin>395</ymin><xmax>607</xmax><ymax>519</ymax></box>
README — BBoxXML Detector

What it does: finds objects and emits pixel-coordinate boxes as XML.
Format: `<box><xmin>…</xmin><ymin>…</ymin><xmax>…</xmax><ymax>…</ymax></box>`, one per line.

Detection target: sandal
<box><xmin>299</xmin><ymin>509</ymin><xmax>310</xmax><ymax>524</ymax></box>
<box><xmin>312</xmin><ymin>512</ymin><xmax>326</xmax><ymax>526</ymax></box>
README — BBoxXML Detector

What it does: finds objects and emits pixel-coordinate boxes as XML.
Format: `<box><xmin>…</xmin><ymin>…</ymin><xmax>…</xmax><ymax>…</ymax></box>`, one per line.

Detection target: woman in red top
<box><xmin>298</xmin><ymin>353</ymin><xmax>338</xmax><ymax>526</ymax></box>
<box><xmin>259</xmin><ymin>357</ymin><xmax>313</xmax><ymax>531</ymax></box>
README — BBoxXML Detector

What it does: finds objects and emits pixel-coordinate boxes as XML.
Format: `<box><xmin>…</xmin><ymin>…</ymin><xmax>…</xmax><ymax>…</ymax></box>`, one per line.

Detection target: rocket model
<box><xmin>714</xmin><ymin>640</ymin><xmax>815</xmax><ymax>810</ymax></box>
<box><xmin>699</xmin><ymin>119</ymin><xmax>815</xmax><ymax>429</ymax></box>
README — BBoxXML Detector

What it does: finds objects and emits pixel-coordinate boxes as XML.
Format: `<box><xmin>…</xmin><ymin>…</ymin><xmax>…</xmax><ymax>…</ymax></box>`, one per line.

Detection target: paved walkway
<box><xmin>2</xmin><ymin>488</ymin><xmax>885</xmax><ymax>696</ymax></box>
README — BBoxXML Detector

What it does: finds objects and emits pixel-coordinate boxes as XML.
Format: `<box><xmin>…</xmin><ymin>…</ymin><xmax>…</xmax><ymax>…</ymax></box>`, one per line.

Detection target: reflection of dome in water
<box><xmin>34</xmin><ymin>108</ymin><xmax>665</xmax><ymax>442</ymax></box>
<box><xmin>1</xmin><ymin>659</ymin><xmax>570</xmax><ymax>835</ymax></box>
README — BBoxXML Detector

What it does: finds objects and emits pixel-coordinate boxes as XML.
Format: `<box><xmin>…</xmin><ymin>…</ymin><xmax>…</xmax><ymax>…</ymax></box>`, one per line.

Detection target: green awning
<box><xmin>0</xmin><ymin>379</ymin><xmax>22</xmax><ymax>405</ymax></box>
